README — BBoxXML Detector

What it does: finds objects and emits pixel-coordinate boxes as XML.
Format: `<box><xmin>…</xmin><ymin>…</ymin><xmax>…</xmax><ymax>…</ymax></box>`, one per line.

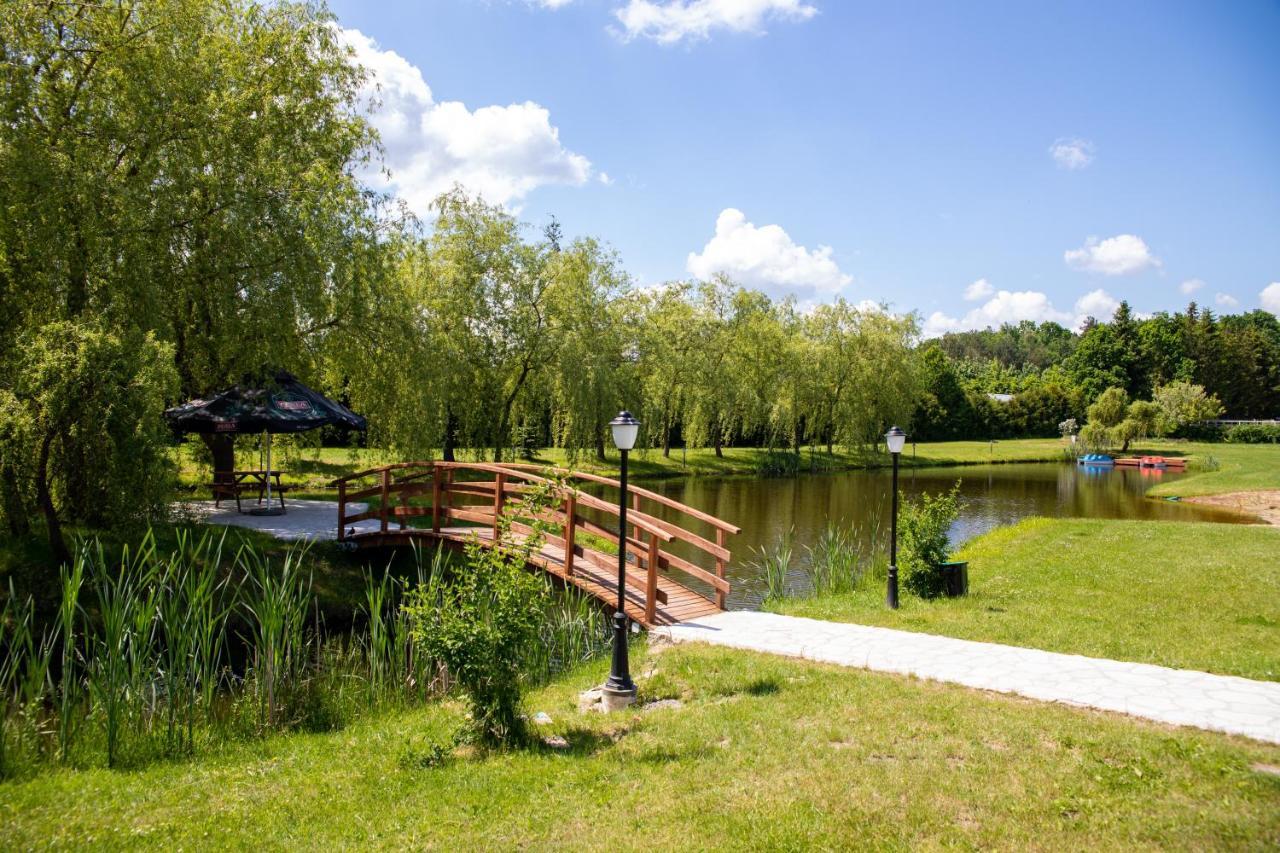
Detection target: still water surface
<box><xmin>635</xmin><ymin>463</ymin><xmax>1253</xmax><ymax>608</ymax></box>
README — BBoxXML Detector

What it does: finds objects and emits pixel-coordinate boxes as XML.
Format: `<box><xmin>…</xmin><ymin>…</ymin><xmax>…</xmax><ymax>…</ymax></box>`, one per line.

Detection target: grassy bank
<box><xmin>2</xmin><ymin>642</ymin><xmax>1277</xmax><ymax>849</ymax></box>
<box><xmin>174</xmin><ymin>437</ymin><xmax>1280</xmax><ymax>494</ymax></box>
<box><xmin>171</xmin><ymin>437</ymin><xmax>1080</xmax><ymax>497</ymax></box>
<box><xmin>1143</xmin><ymin>441</ymin><xmax>1280</xmax><ymax>497</ymax></box>
<box><xmin>774</xmin><ymin>518</ymin><xmax>1280</xmax><ymax>681</ymax></box>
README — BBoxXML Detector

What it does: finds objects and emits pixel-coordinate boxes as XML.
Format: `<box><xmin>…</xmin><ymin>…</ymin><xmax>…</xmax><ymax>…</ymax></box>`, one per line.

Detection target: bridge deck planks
<box><xmin>348</xmin><ymin>525</ymin><xmax>722</xmax><ymax>628</ymax></box>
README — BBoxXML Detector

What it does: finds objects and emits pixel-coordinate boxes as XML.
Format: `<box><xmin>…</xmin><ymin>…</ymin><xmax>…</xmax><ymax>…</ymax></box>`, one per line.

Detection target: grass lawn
<box><xmin>774</xmin><ymin>518</ymin><xmax>1280</xmax><ymax>681</ymax></box>
<box><xmin>172</xmin><ymin>437</ymin><xmax>1081</xmax><ymax>496</ymax></box>
<box><xmin>173</xmin><ymin>437</ymin><xmax>1280</xmax><ymax>495</ymax></box>
<box><xmin>1141</xmin><ymin>441</ymin><xmax>1280</xmax><ymax>497</ymax></box>
<box><xmin>2</xmin><ymin>642</ymin><xmax>1277</xmax><ymax>849</ymax></box>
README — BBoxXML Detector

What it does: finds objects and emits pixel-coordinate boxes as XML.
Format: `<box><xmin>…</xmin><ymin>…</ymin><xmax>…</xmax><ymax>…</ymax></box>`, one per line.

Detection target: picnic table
<box><xmin>211</xmin><ymin>469</ymin><xmax>290</xmax><ymax>513</ymax></box>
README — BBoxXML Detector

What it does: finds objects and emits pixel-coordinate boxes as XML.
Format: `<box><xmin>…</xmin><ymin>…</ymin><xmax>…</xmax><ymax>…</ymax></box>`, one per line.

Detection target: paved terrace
<box><xmin>657</xmin><ymin>611</ymin><xmax>1280</xmax><ymax>745</ymax></box>
<box><xmin>177</xmin><ymin>499</ymin><xmax>380</xmax><ymax>541</ymax></box>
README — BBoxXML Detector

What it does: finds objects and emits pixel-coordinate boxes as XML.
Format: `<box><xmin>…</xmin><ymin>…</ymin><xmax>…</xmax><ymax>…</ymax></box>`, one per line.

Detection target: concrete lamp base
<box><xmin>578</xmin><ymin>686</ymin><xmax>637</xmax><ymax>714</ymax></box>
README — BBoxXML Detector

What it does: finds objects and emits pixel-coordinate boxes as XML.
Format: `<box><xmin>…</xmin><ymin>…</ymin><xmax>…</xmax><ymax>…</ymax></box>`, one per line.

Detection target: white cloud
<box><xmin>922</xmin><ymin>289</ymin><xmax>1072</xmax><ymax>337</ymax></box>
<box><xmin>921</xmin><ymin>288</ymin><xmax>1126</xmax><ymax>338</ymax></box>
<box><xmin>1074</xmin><ymin>288</ymin><xmax>1120</xmax><ymax>322</ymax></box>
<box><xmin>536</xmin><ymin>0</ymin><xmax>575</xmax><ymax>8</ymax></box>
<box><xmin>1261</xmin><ymin>283</ymin><xmax>1280</xmax><ymax>316</ymax></box>
<box><xmin>1064</xmin><ymin>234</ymin><xmax>1160</xmax><ymax>276</ymax></box>
<box><xmin>1049</xmin><ymin>138</ymin><xmax>1095</xmax><ymax>170</ymax></box>
<box><xmin>1215</xmin><ymin>292</ymin><xmax>1239</xmax><ymax>309</ymax></box>
<box><xmin>686</xmin><ymin>208</ymin><xmax>852</xmax><ymax>301</ymax></box>
<box><xmin>963</xmin><ymin>278</ymin><xmax>994</xmax><ymax>301</ymax></box>
<box><xmin>340</xmin><ymin>27</ymin><xmax>593</xmax><ymax>213</ymax></box>
<box><xmin>613</xmin><ymin>0</ymin><xmax>817</xmax><ymax>44</ymax></box>
<box><xmin>1179</xmin><ymin>278</ymin><xmax>1205</xmax><ymax>295</ymax></box>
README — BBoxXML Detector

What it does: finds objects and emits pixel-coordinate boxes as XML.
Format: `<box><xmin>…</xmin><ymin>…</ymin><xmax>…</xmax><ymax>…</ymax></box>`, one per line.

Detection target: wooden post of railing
<box><xmin>431</xmin><ymin>463</ymin><xmax>442</xmax><ymax>533</ymax></box>
<box><xmin>632</xmin><ymin>491</ymin><xmax>641</xmax><ymax>545</ymax></box>
<box><xmin>398</xmin><ymin>484</ymin><xmax>408</xmax><ymax>531</ymax></box>
<box><xmin>492</xmin><ymin>472</ymin><xmax>506</xmax><ymax>539</ymax></box>
<box><xmin>715</xmin><ymin>528</ymin><xmax>727</xmax><ymax>609</ymax></box>
<box><xmin>562</xmin><ymin>493</ymin><xmax>576</xmax><ymax>576</ymax></box>
<box><xmin>379</xmin><ymin>468</ymin><xmax>390</xmax><ymax>533</ymax></box>
<box><xmin>645</xmin><ymin>532</ymin><xmax>660</xmax><ymax>624</ymax></box>
<box><xmin>337</xmin><ymin>480</ymin><xmax>347</xmax><ymax>541</ymax></box>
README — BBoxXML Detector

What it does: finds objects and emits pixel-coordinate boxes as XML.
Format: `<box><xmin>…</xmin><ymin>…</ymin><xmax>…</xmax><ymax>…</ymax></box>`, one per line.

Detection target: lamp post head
<box><xmin>609</xmin><ymin>410</ymin><xmax>640</xmax><ymax>452</ymax></box>
<box><xmin>885</xmin><ymin>426</ymin><xmax>907</xmax><ymax>455</ymax></box>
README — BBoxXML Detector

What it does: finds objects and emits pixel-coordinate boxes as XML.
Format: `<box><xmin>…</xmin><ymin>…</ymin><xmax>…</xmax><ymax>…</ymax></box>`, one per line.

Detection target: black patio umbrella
<box><xmin>164</xmin><ymin>370</ymin><xmax>366</xmax><ymax>515</ymax></box>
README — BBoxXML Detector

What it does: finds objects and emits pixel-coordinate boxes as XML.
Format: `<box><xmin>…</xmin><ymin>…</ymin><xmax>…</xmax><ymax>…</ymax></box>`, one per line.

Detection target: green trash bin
<box><xmin>940</xmin><ymin>561</ymin><xmax>968</xmax><ymax>597</ymax></box>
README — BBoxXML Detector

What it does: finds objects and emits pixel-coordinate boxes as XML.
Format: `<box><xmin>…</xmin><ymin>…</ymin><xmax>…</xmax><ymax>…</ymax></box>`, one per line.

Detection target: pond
<box><xmin>638</xmin><ymin>463</ymin><xmax>1255</xmax><ymax>608</ymax></box>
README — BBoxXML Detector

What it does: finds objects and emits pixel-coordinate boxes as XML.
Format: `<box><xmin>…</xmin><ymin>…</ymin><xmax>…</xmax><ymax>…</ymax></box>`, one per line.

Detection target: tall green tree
<box><xmin>1</xmin><ymin>0</ymin><xmax>393</xmax><ymax>546</ymax></box>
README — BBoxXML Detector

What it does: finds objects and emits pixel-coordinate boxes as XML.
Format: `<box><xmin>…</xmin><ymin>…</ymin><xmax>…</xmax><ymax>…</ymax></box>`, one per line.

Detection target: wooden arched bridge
<box><xmin>331</xmin><ymin>462</ymin><xmax>739</xmax><ymax>628</ymax></box>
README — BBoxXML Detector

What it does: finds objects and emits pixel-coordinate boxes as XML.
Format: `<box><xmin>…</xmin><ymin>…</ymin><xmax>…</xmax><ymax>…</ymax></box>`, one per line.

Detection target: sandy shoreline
<box><xmin>1183</xmin><ymin>490</ymin><xmax>1280</xmax><ymax>527</ymax></box>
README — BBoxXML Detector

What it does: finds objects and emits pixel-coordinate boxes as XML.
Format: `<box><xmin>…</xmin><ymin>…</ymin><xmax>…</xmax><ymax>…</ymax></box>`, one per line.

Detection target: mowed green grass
<box><xmin>173</xmin><ymin>438</ymin><xmax>1280</xmax><ymax>495</ymax></box>
<box><xmin>1143</xmin><ymin>441</ymin><xmax>1280</xmax><ymax>497</ymax></box>
<box><xmin>172</xmin><ymin>437</ymin><xmax>1077</xmax><ymax>496</ymax></box>
<box><xmin>776</xmin><ymin>518</ymin><xmax>1280</xmax><ymax>681</ymax></box>
<box><xmin>2</xmin><ymin>642</ymin><xmax>1277</xmax><ymax>850</ymax></box>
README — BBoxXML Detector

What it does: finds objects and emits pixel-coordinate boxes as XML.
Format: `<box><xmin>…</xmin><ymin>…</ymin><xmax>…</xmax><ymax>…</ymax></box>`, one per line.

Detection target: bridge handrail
<box><xmin>502</xmin><ymin>464</ymin><xmax>742</xmax><ymax>535</ymax></box>
<box><xmin>333</xmin><ymin>460</ymin><xmax>736</xmax><ymax>621</ymax></box>
<box><xmin>334</xmin><ymin>461</ymin><xmax>676</xmax><ymax>542</ymax></box>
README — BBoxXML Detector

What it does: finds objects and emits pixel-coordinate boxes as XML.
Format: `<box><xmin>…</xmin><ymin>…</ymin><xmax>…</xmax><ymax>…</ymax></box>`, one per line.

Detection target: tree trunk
<box><xmin>2</xmin><ymin>461</ymin><xmax>30</xmax><ymax>538</ymax></box>
<box><xmin>200</xmin><ymin>433</ymin><xmax>236</xmax><ymax>480</ymax></box>
<box><xmin>442</xmin><ymin>408</ymin><xmax>456</xmax><ymax>462</ymax></box>
<box><xmin>595</xmin><ymin>430</ymin><xmax>606</xmax><ymax>462</ymax></box>
<box><xmin>714</xmin><ymin>437</ymin><xmax>723</xmax><ymax>458</ymax></box>
<box><xmin>36</xmin><ymin>430</ymin><xmax>70</xmax><ymax>567</ymax></box>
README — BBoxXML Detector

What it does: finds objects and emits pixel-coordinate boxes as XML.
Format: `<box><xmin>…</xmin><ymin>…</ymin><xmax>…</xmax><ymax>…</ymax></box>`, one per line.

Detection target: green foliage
<box><xmin>0</xmin><ymin>322</ymin><xmax>176</xmax><ymax>558</ymax></box>
<box><xmin>899</xmin><ymin>484</ymin><xmax>962</xmax><ymax>599</ymax></box>
<box><xmin>1224</xmin><ymin>423</ymin><xmax>1280</xmax><ymax>444</ymax></box>
<box><xmin>1153</xmin><ymin>381</ymin><xmax>1224</xmax><ymax>436</ymax></box>
<box><xmin>0</xmin><ymin>533</ymin><xmax>467</xmax><ymax>778</ymax></box>
<box><xmin>403</xmin><ymin>480</ymin><xmax>561</xmax><ymax>746</ymax></box>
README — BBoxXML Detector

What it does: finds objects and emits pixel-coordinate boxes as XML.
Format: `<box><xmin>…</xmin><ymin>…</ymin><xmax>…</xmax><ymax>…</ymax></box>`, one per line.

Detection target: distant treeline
<box><xmin>913</xmin><ymin>305</ymin><xmax>1280</xmax><ymax>441</ymax></box>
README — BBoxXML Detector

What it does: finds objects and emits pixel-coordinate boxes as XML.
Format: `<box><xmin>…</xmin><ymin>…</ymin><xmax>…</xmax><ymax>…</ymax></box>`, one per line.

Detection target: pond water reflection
<box><xmin>635</xmin><ymin>463</ymin><xmax>1254</xmax><ymax>608</ymax></box>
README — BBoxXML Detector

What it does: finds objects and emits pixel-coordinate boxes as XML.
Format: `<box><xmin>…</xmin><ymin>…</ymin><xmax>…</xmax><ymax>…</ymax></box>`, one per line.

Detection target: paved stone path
<box><xmin>176</xmin><ymin>499</ymin><xmax>381</xmax><ymax>541</ymax></box>
<box><xmin>656</xmin><ymin>611</ymin><xmax>1280</xmax><ymax>745</ymax></box>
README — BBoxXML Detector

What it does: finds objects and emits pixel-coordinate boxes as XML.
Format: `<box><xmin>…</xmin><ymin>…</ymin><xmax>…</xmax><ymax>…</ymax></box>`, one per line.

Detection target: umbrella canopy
<box><xmin>164</xmin><ymin>370</ymin><xmax>367</xmax><ymax>435</ymax></box>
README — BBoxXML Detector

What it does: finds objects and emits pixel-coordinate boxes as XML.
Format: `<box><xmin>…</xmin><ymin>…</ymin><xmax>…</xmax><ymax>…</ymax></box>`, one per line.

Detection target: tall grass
<box><xmin>749</xmin><ymin>529</ymin><xmax>794</xmax><ymax>602</ymax></box>
<box><xmin>751</xmin><ymin>520</ymin><xmax>886</xmax><ymax>604</ymax></box>
<box><xmin>0</xmin><ymin>530</ymin><xmax>614</xmax><ymax>779</ymax></box>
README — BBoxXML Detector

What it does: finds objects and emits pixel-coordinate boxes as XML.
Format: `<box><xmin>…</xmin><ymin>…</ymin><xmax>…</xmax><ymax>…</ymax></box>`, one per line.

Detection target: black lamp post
<box><xmin>604</xmin><ymin>410</ymin><xmax>640</xmax><ymax>697</ymax></box>
<box><xmin>885</xmin><ymin>426</ymin><xmax>907</xmax><ymax>609</ymax></box>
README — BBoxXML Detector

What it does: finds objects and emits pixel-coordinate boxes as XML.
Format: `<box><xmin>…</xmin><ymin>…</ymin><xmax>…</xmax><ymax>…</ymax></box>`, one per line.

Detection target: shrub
<box><xmin>899</xmin><ymin>484</ymin><xmax>962</xmax><ymax>599</ymax></box>
<box><xmin>1224</xmin><ymin>423</ymin><xmax>1280</xmax><ymax>444</ymax></box>
<box><xmin>404</xmin><ymin>480</ymin><xmax>560</xmax><ymax>746</ymax></box>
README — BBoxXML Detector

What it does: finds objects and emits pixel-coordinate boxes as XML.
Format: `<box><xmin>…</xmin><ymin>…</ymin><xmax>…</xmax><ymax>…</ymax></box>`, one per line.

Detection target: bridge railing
<box><xmin>331</xmin><ymin>461</ymin><xmax>738</xmax><ymax>623</ymax></box>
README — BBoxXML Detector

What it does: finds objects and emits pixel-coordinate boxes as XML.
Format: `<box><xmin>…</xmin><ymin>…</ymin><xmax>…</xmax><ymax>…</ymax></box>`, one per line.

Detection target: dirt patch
<box><xmin>1183</xmin><ymin>491</ymin><xmax>1280</xmax><ymax>526</ymax></box>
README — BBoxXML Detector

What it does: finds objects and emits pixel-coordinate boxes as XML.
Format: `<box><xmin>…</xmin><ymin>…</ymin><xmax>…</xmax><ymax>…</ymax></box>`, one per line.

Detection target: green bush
<box><xmin>899</xmin><ymin>484</ymin><xmax>962</xmax><ymax>599</ymax></box>
<box><xmin>404</xmin><ymin>480</ymin><xmax>560</xmax><ymax>746</ymax></box>
<box><xmin>1223</xmin><ymin>423</ymin><xmax>1280</xmax><ymax>444</ymax></box>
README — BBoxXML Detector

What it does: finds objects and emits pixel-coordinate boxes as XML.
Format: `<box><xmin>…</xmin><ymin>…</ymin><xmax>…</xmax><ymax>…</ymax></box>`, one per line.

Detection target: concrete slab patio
<box><xmin>657</xmin><ymin>610</ymin><xmax>1280</xmax><ymax>745</ymax></box>
<box><xmin>176</xmin><ymin>499</ymin><xmax>381</xmax><ymax>541</ymax></box>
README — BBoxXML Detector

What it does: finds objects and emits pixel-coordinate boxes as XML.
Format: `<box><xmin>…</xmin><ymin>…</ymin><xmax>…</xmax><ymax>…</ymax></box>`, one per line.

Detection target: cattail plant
<box><xmin>238</xmin><ymin>542</ymin><xmax>311</xmax><ymax>730</ymax></box>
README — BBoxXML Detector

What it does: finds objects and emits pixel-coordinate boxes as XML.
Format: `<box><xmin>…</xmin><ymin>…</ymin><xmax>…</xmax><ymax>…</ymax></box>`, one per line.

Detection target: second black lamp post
<box><xmin>603</xmin><ymin>410</ymin><xmax>640</xmax><ymax>698</ymax></box>
<box><xmin>884</xmin><ymin>425</ymin><xmax>907</xmax><ymax>609</ymax></box>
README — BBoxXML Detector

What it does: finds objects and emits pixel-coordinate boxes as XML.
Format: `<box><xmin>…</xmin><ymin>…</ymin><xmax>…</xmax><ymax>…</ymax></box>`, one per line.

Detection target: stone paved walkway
<box><xmin>656</xmin><ymin>611</ymin><xmax>1280</xmax><ymax>745</ymax></box>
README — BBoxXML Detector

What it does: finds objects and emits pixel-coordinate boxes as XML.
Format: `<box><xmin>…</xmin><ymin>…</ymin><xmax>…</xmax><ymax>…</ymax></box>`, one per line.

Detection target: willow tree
<box><xmin>545</xmin><ymin>238</ymin><xmax>631</xmax><ymax>461</ymax></box>
<box><xmin>0</xmin><ymin>0</ymin><xmax>399</xmax><ymax>550</ymax></box>
<box><xmin>630</xmin><ymin>283</ymin><xmax>698</xmax><ymax>456</ymax></box>
<box><xmin>422</xmin><ymin>190</ymin><xmax>562</xmax><ymax>462</ymax></box>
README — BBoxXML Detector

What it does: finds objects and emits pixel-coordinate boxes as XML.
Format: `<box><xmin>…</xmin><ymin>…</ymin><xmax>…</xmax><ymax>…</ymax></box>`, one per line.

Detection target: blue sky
<box><xmin>327</xmin><ymin>0</ymin><xmax>1280</xmax><ymax>331</ymax></box>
